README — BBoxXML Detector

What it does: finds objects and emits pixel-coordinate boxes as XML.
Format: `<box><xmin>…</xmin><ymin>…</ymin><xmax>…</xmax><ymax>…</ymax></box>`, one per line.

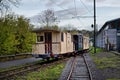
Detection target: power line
<box><xmin>79</xmin><ymin>0</ymin><xmax>93</xmax><ymax>15</ymax></box>
<box><xmin>49</xmin><ymin>0</ymin><xmax>78</xmax><ymax>18</ymax></box>
<box><xmin>49</xmin><ymin>0</ymin><xmax>92</xmax><ymax>19</ymax></box>
<box><xmin>72</xmin><ymin>16</ymin><xmax>93</xmax><ymax>18</ymax></box>
<box><xmin>49</xmin><ymin>0</ymin><xmax>92</xmax><ymax>29</ymax></box>
<box><xmin>73</xmin><ymin>0</ymin><xmax>93</xmax><ymax>28</ymax></box>
<box><xmin>49</xmin><ymin>0</ymin><xmax>70</xmax><ymax>13</ymax></box>
<box><xmin>73</xmin><ymin>0</ymin><xmax>86</xmax><ymax>28</ymax></box>
<box><xmin>73</xmin><ymin>0</ymin><xmax>77</xmax><ymax>16</ymax></box>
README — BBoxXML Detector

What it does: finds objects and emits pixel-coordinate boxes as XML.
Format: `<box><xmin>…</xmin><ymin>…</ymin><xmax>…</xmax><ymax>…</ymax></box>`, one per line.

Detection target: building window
<box><xmin>61</xmin><ymin>33</ymin><xmax>64</xmax><ymax>41</ymax></box>
<box><xmin>37</xmin><ymin>36</ymin><xmax>43</xmax><ymax>42</ymax></box>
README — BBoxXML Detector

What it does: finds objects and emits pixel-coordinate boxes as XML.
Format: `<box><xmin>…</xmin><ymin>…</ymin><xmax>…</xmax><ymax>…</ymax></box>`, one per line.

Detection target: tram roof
<box><xmin>32</xmin><ymin>28</ymin><xmax>61</xmax><ymax>33</ymax></box>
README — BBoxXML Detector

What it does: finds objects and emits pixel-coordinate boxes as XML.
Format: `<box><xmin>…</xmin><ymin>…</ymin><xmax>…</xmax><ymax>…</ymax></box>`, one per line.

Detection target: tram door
<box><xmin>45</xmin><ymin>32</ymin><xmax>52</xmax><ymax>54</ymax></box>
<box><xmin>73</xmin><ymin>35</ymin><xmax>78</xmax><ymax>51</ymax></box>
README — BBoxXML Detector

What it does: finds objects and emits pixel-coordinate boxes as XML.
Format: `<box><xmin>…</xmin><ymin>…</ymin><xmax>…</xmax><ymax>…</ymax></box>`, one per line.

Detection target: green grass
<box><xmin>91</xmin><ymin>52</ymin><xmax>120</xmax><ymax>69</ymax></box>
<box><xmin>15</xmin><ymin>62</ymin><xmax>66</xmax><ymax>80</ymax></box>
<box><xmin>90</xmin><ymin>46</ymin><xmax>104</xmax><ymax>54</ymax></box>
<box><xmin>93</xmin><ymin>57</ymin><xmax>118</xmax><ymax>69</ymax></box>
<box><xmin>106</xmin><ymin>78</ymin><xmax>120</xmax><ymax>80</ymax></box>
<box><xmin>78</xmin><ymin>48</ymin><xmax>83</xmax><ymax>51</ymax></box>
<box><xmin>91</xmin><ymin>52</ymin><xmax>120</xmax><ymax>80</ymax></box>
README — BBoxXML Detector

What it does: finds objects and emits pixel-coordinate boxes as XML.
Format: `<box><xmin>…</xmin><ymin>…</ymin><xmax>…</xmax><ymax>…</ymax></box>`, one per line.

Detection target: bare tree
<box><xmin>38</xmin><ymin>9</ymin><xmax>57</xmax><ymax>27</ymax></box>
<box><xmin>0</xmin><ymin>0</ymin><xmax>20</xmax><ymax>17</ymax></box>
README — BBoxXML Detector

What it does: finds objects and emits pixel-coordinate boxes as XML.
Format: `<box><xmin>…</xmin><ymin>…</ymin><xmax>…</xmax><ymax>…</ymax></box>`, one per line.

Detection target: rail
<box><xmin>66</xmin><ymin>52</ymin><xmax>92</xmax><ymax>80</ymax></box>
<box><xmin>0</xmin><ymin>49</ymin><xmax>89</xmax><ymax>79</ymax></box>
<box><xmin>83</xmin><ymin>54</ymin><xmax>93</xmax><ymax>80</ymax></box>
<box><xmin>67</xmin><ymin>57</ymin><xmax>76</xmax><ymax>80</ymax></box>
<box><xmin>0</xmin><ymin>58</ymin><xmax>65</xmax><ymax>79</ymax></box>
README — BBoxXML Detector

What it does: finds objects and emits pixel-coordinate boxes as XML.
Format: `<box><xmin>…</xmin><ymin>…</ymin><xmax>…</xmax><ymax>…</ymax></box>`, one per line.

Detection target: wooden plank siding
<box><xmin>32</xmin><ymin>30</ymin><xmax>73</xmax><ymax>54</ymax></box>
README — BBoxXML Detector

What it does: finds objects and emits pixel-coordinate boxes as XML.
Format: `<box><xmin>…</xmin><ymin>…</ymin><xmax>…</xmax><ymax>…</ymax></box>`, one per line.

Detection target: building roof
<box><xmin>97</xmin><ymin>18</ymin><xmax>120</xmax><ymax>35</ymax></box>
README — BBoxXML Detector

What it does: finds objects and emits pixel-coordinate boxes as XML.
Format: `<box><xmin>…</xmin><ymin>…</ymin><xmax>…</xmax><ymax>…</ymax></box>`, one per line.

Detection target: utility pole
<box><xmin>94</xmin><ymin>0</ymin><xmax>96</xmax><ymax>53</ymax></box>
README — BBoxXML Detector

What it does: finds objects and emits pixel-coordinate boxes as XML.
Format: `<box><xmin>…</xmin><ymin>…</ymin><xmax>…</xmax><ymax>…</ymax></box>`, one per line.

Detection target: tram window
<box><xmin>61</xmin><ymin>33</ymin><xmax>64</xmax><ymax>41</ymax></box>
<box><xmin>37</xmin><ymin>36</ymin><xmax>43</xmax><ymax>42</ymax></box>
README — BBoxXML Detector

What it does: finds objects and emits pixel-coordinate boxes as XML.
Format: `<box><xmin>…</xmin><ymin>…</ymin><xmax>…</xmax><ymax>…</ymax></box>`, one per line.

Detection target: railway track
<box><xmin>66</xmin><ymin>54</ymin><xmax>92</xmax><ymax>80</ymax></box>
<box><xmin>0</xmin><ymin>58</ymin><xmax>66</xmax><ymax>80</ymax></box>
<box><xmin>0</xmin><ymin>50</ymin><xmax>88</xmax><ymax>80</ymax></box>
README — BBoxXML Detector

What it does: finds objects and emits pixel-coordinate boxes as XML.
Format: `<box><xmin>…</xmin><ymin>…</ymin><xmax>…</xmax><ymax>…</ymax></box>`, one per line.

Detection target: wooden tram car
<box><xmin>32</xmin><ymin>28</ymin><xmax>89</xmax><ymax>59</ymax></box>
<box><xmin>32</xmin><ymin>28</ymin><xmax>73</xmax><ymax>59</ymax></box>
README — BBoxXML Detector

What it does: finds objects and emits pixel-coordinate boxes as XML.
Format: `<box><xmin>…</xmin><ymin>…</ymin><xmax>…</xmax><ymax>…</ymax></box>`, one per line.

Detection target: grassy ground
<box><xmin>90</xmin><ymin>47</ymin><xmax>120</xmax><ymax>80</ymax></box>
<box><xmin>90</xmin><ymin>46</ymin><xmax>105</xmax><ymax>54</ymax></box>
<box><xmin>14</xmin><ymin>61</ymin><xmax>66</xmax><ymax>80</ymax></box>
<box><xmin>106</xmin><ymin>79</ymin><xmax>120</xmax><ymax>80</ymax></box>
<box><xmin>91</xmin><ymin>52</ymin><xmax>120</xmax><ymax>69</ymax></box>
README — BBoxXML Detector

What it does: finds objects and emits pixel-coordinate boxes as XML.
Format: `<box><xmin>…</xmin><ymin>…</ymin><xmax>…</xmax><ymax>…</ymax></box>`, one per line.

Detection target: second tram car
<box><xmin>73</xmin><ymin>34</ymin><xmax>89</xmax><ymax>51</ymax></box>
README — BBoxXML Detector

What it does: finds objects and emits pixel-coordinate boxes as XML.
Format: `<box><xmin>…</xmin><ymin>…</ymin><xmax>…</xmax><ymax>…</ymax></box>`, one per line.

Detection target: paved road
<box><xmin>0</xmin><ymin>57</ymin><xmax>42</xmax><ymax>68</ymax></box>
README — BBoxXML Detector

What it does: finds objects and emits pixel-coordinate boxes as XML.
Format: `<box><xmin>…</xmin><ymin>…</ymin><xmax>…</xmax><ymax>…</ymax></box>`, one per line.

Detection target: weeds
<box><xmin>15</xmin><ymin>62</ymin><xmax>66</xmax><ymax>80</ymax></box>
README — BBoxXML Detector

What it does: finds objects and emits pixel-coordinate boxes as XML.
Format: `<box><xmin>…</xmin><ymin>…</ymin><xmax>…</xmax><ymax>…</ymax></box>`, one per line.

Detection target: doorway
<box><xmin>117</xmin><ymin>36</ymin><xmax>120</xmax><ymax>52</ymax></box>
<box><xmin>44</xmin><ymin>32</ymin><xmax>52</xmax><ymax>54</ymax></box>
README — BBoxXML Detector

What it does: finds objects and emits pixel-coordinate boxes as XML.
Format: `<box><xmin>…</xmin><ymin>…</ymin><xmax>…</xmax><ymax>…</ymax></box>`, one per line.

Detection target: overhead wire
<box><xmin>77</xmin><ymin>0</ymin><xmax>94</xmax><ymax>29</ymax></box>
<box><xmin>49</xmin><ymin>0</ymin><xmax>83</xmax><ymax>25</ymax></box>
<box><xmin>49</xmin><ymin>0</ymin><xmax>80</xmax><ymax>19</ymax></box>
<box><xmin>79</xmin><ymin>0</ymin><xmax>93</xmax><ymax>15</ymax></box>
<box><xmin>73</xmin><ymin>0</ymin><xmax>77</xmax><ymax>17</ymax></box>
<box><xmin>49</xmin><ymin>0</ymin><xmax>92</xmax><ymax>28</ymax></box>
<box><xmin>49</xmin><ymin>0</ymin><xmax>93</xmax><ymax>19</ymax></box>
<box><xmin>49</xmin><ymin>0</ymin><xmax>72</xmax><ymax>15</ymax></box>
<box><xmin>73</xmin><ymin>0</ymin><xmax>95</xmax><ymax>29</ymax></box>
<box><xmin>73</xmin><ymin>0</ymin><xmax>86</xmax><ymax>28</ymax></box>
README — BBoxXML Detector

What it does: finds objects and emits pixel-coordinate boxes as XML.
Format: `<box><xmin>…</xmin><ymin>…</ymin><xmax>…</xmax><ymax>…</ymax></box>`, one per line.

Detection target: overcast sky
<box><xmin>12</xmin><ymin>0</ymin><xmax>120</xmax><ymax>30</ymax></box>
